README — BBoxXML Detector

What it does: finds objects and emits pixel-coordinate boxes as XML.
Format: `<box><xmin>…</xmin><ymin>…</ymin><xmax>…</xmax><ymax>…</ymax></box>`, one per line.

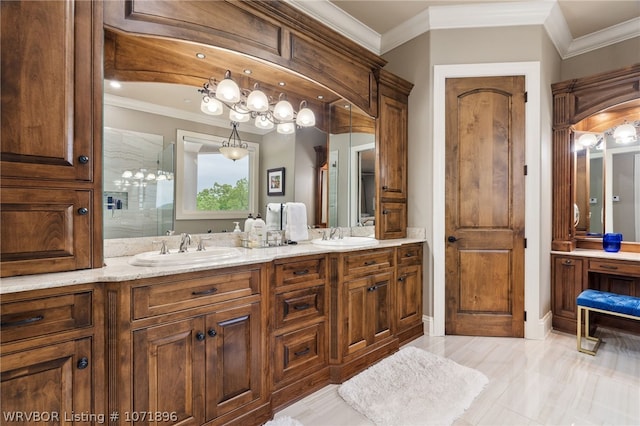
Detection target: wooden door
<box><xmin>445</xmin><ymin>76</ymin><xmax>526</xmax><ymax>337</ymax></box>
<box><xmin>1</xmin><ymin>338</ymin><xmax>93</xmax><ymax>425</ymax></box>
<box><xmin>206</xmin><ymin>302</ymin><xmax>262</xmax><ymax>421</ymax></box>
<box><xmin>133</xmin><ymin>318</ymin><xmax>206</xmax><ymax>425</ymax></box>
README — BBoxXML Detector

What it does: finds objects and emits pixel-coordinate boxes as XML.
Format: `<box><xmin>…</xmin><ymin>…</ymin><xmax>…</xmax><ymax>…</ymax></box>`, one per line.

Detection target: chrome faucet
<box><xmin>179</xmin><ymin>233</ymin><xmax>192</xmax><ymax>252</ymax></box>
<box><xmin>197</xmin><ymin>237</ymin><xmax>211</xmax><ymax>251</ymax></box>
<box><xmin>328</xmin><ymin>227</ymin><xmax>343</xmax><ymax>240</ymax></box>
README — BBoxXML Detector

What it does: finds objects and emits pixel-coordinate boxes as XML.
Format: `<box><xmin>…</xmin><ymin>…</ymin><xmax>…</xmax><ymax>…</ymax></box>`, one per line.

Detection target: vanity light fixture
<box><xmin>577</xmin><ymin>133</ymin><xmax>599</xmax><ymax>148</ymax></box>
<box><xmin>198</xmin><ymin>70</ymin><xmax>316</xmax><ymax>133</ymax></box>
<box><xmin>219</xmin><ymin>121</ymin><xmax>249</xmax><ymax>161</ymax></box>
<box><xmin>613</xmin><ymin>120</ymin><xmax>638</xmax><ymax>144</ymax></box>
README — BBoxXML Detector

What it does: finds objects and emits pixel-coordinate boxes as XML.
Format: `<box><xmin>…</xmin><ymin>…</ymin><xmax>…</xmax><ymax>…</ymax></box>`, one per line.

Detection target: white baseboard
<box><xmin>423</xmin><ymin>312</ymin><xmax>552</xmax><ymax>339</ymax></box>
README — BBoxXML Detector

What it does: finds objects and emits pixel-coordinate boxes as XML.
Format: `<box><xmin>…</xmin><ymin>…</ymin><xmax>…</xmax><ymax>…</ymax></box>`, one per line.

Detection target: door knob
<box><xmin>447</xmin><ymin>236</ymin><xmax>458</xmax><ymax>243</ymax></box>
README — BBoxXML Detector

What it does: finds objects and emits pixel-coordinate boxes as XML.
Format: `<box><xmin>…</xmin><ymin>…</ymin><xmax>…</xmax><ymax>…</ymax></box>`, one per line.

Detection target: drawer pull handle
<box><xmin>1</xmin><ymin>315</ymin><xmax>44</xmax><ymax>328</ymax></box>
<box><xmin>196</xmin><ymin>332</ymin><xmax>205</xmax><ymax>341</ymax></box>
<box><xmin>563</xmin><ymin>260</ymin><xmax>573</xmax><ymax>265</ymax></box>
<box><xmin>77</xmin><ymin>357</ymin><xmax>89</xmax><ymax>370</ymax></box>
<box><xmin>208</xmin><ymin>329</ymin><xmax>217</xmax><ymax>337</ymax></box>
<box><xmin>294</xmin><ymin>348</ymin><xmax>310</xmax><ymax>356</ymax></box>
<box><xmin>192</xmin><ymin>288</ymin><xmax>218</xmax><ymax>296</ymax></box>
<box><xmin>367</xmin><ymin>285</ymin><xmax>378</xmax><ymax>292</ymax></box>
<box><xmin>293</xmin><ymin>303</ymin><xmax>311</xmax><ymax>311</ymax></box>
<box><xmin>599</xmin><ymin>265</ymin><xmax>619</xmax><ymax>270</ymax></box>
<box><xmin>293</xmin><ymin>269</ymin><xmax>310</xmax><ymax>276</ymax></box>
<box><xmin>404</xmin><ymin>252</ymin><xmax>414</xmax><ymax>257</ymax></box>
<box><xmin>364</xmin><ymin>260</ymin><xmax>376</xmax><ymax>266</ymax></box>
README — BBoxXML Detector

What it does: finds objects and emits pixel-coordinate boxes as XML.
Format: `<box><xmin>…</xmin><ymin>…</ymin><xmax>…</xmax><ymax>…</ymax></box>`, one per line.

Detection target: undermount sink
<box><xmin>129</xmin><ymin>247</ymin><xmax>241</xmax><ymax>267</ymax></box>
<box><xmin>310</xmin><ymin>236</ymin><xmax>379</xmax><ymax>249</ymax></box>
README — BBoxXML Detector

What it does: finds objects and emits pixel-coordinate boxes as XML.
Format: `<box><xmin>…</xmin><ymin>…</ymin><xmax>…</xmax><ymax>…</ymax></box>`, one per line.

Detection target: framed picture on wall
<box><xmin>267</xmin><ymin>167</ymin><xmax>285</xmax><ymax>196</ymax></box>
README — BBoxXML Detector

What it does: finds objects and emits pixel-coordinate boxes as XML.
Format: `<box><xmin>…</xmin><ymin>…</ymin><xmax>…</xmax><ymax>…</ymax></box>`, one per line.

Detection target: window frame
<box><xmin>175</xmin><ymin>129</ymin><xmax>259</xmax><ymax>220</ymax></box>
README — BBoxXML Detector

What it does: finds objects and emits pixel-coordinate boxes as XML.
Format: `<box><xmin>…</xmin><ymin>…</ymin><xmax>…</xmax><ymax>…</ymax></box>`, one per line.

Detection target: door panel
<box><xmin>445</xmin><ymin>76</ymin><xmax>525</xmax><ymax>337</ymax></box>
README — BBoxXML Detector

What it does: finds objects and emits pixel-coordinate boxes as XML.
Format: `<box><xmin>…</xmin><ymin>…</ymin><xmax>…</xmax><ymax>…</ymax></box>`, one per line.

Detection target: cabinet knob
<box><xmin>196</xmin><ymin>332</ymin><xmax>205</xmax><ymax>341</ymax></box>
<box><xmin>77</xmin><ymin>207</ymin><xmax>89</xmax><ymax>215</ymax></box>
<box><xmin>563</xmin><ymin>260</ymin><xmax>573</xmax><ymax>265</ymax></box>
<box><xmin>78</xmin><ymin>155</ymin><xmax>89</xmax><ymax>164</ymax></box>
<box><xmin>398</xmin><ymin>276</ymin><xmax>405</xmax><ymax>282</ymax></box>
<box><xmin>382</xmin><ymin>185</ymin><xmax>389</xmax><ymax>191</ymax></box>
<box><xmin>207</xmin><ymin>329</ymin><xmax>217</xmax><ymax>337</ymax></box>
<box><xmin>367</xmin><ymin>285</ymin><xmax>377</xmax><ymax>292</ymax></box>
<box><xmin>382</xmin><ymin>210</ymin><xmax>390</xmax><ymax>215</ymax></box>
<box><xmin>77</xmin><ymin>357</ymin><xmax>89</xmax><ymax>370</ymax></box>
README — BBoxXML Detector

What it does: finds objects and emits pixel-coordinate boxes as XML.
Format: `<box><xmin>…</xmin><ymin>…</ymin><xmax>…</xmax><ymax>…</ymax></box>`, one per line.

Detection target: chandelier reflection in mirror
<box><xmin>198</xmin><ymin>70</ymin><xmax>316</xmax><ymax>135</ymax></box>
<box><xmin>220</xmin><ymin>121</ymin><xmax>249</xmax><ymax>161</ymax></box>
<box><xmin>577</xmin><ymin>119</ymin><xmax>639</xmax><ymax>150</ymax></box>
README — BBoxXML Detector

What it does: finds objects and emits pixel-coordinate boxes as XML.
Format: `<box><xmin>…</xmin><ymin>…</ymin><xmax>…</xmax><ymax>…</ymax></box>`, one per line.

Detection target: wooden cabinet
<box><xmin>395</xmin><ymin>244</ymin><xmax>424</xmax><ymax>344</ymax></box>
<box><xmin>329</xmin><ymin>247</ymin><xmax>399</xmax><ymax>381</ymax></box>
<box><xmin>376</xmin><ymin>70</ymin><xmax>413</xmax><ymax>240</ymax></box>
<box><xmin>0</xmin><ymin>0</ymin><xmax>103</xmax><ymax>277</ymax></box>
<box><xmin>551</xmin><ymin>255</ymin><xmax>586</xmax><ymax>333</ymax></box>
<box><xmin>107</xmin><ymin>265</ymin><xmax>270</xmax><ymax>426</ymax></box>
<box><xmin>0</xmin><ymin>285</ymin><xmax>104</xmax><ymax>423</ymax></box>
<box><xmin>270</xmin><ymin>255</ymin><xmax>329</xmax><ymax>409</ymax></box>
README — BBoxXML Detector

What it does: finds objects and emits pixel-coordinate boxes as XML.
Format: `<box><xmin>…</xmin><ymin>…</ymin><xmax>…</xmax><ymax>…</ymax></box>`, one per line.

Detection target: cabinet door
<box><xmin>377</xmin><ymin>94</ymin><xmax>408</xmax><ymax>201</ymax></box>
<box><xmin>133</xmin><ymin>317</ymin><xmax>206</xmax><ymax>425</ymax></box>
<box><xmin>378</xmin><ymin>201</ymin><xmax>407</xmax><ymax>239</ymax></box>
<box><xmin>1</xmin><ymin>0</ymin><xmax>96</xmax><ymax>181</ymax></box>
<box><xmin>396</xmin><ymin>264</ymin><xmax>422</xmax><ymax>332</ymax></box>
<box><xmin>344</xmin><ymin>272</ymin><xmax>393</xmax><ymax>355</ymax></box>
<box><xmin>205</xmin><ymin>302</ymin><xmax>262</xmax><ymax>421</ymax></box>
<box><xmin>0</xmin><ymin>187</ymin><xmax>92</xmax><ymax>277</ymax></box>
<box><xmin>1</xmin><ymin>338</ymin><xmax>93</xmax><ymax>425</ymax></box>
<box><xmin>552</xmin><ymin>256</ymin><xmax>585</xmax><ymax>325</ymax></box>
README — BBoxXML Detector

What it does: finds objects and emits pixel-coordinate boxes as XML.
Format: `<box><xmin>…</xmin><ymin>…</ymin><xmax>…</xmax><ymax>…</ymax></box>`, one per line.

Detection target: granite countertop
<box><xmin>0</xmin><ymin>237</ymin><xmax>426</xmax><ymax>295</ymax></box>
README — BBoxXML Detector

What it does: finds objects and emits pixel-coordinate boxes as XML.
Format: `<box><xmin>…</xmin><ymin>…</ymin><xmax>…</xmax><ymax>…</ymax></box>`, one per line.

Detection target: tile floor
<box><xmin>274</xmin><ymin>328</ymin><xmax>640</xmax><ymax>425</ymax></box>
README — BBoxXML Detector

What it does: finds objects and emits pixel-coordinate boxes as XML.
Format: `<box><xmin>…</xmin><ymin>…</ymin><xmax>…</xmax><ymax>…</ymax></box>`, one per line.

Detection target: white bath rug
<box><xmin>338</xmin><ymin>346</ymin><xmax>488</xmax><ymax>426</ymax></box>
<box><xmin>263</xmin><ymin>416</ymin><xmax>303</xmax><ymax>426</ymax></box>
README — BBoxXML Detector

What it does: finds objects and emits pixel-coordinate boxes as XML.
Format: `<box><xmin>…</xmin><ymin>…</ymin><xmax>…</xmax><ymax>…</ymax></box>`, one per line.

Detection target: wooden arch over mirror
<box><xmin>552</xmin><ymin>64</ymin><xmax>640</xmax><ymax>252</ymax></box>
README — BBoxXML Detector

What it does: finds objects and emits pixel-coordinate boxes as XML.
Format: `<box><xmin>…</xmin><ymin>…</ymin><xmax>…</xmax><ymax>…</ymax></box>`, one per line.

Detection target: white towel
<box><xmin>285</xmin><ymin>202</ymin><xmax>308</xmax><ymax>241</ymax></box>
<box><xmin>266</xmin><ymin>203</ymin><xmax>286</xmax><ymax>230</ymax></box>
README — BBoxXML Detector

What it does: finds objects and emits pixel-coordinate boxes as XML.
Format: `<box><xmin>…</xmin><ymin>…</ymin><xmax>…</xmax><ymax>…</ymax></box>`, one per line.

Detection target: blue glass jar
<box><xmin>602</xmin><ymin>233</ymin><xmax>623</xmax><ymax>253</ymax></box>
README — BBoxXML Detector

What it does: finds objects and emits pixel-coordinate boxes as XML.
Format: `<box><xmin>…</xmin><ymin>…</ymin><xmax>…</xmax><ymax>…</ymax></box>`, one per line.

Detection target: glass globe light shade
<box><xmin>296</xmin><ymin>104</ymin><xmax>315</xmax><ymax>127</ymax></box>
<box><xmin>220</xmin><ymin>146</ymin><xmax>249</xmax><ymax>161</ymax></box>
<box><xmin>255</xmin><ymin>115</ymin><xmax>274</xmax><ymax>130</ymax></box>
<box><xmin>273</xmin><ymin>99</ymin><xmax>294</xmax><ymax>121</ymax></box>
<box><xmin>121</xmin><ymin>170</ymin><xmax>133</xmax><ymax>178</ymax></box>
<box><xmin>277</xmin><ymin>122</ymin><xmax>296</xmax><ymax>134</ymax></box>
<box><xmin>145</xmin><ymin>173</ymin><xmax>156</xmax><ymax>181</ymax></box>
<box><xmin>134</xmin><ymin>171</ymin><xmax>145</xmax><ymax>179</ymax></box>
<box><xmin>613</xmin><ymin>122</ymin><xmax>637</xmax><ymax>144</ymax></box>
<box><xmin>215</xmin><ymin>71</ymin><xmax>241</xmax><ymax>103</ymax></box>
<box><xmin>246</xmin><ymin>87</ymin><xmax>269</xmax><ymax>112</ymax></box>
<box><xmin>229</xmin><ymin>108</ymin><xmax>250</xmax><ymax>123</ymax></box>
<box><xmin>200</xmin><ymin>98</ymin><xmax>223</xmax><ymax>115</ymax></box>
<box><xmin>577</xmin><ymin>133</ymin><xmax>598</xmax><ymax>148</ymax></box>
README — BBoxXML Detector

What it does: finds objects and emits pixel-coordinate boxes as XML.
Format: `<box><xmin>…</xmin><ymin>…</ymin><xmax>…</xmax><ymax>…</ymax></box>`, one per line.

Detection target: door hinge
<box><xmin>524</xmin><ymin>165</ymin><xmax>528</xmax><ymax>175</ymax></box>
<box><xmin>524</xmin><ymin>238</ymin><xmax>527</xmax><ymax>248</ymax></box>
<box><xmin>524</xmin><ymin>91</ymin><xmax>528</xmax><ymax>102</ymax></box>
<box><xmin>524</xmin><ymin>311</ymin><xmax>527</xmax><ymax>321</ymax></box>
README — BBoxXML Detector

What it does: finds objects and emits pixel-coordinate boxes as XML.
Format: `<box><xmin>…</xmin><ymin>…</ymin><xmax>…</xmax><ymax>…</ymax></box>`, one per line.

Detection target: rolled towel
<box><xmin>285</xmin><ymin>202</ymin><xmax>308</xmax><ymax>242</ymax></box>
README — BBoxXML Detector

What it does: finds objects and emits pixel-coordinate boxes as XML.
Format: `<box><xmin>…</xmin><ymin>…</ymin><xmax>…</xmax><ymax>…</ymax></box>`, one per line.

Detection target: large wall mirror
<box><xmin>103</xmin><ymin>30</ymin><xmax>376</xmax><ymax>238</ymax></box>
<box><xmin>574</xmin><ymin>101</ymin><xmax>640</xmax><ymax>242</ymax></box>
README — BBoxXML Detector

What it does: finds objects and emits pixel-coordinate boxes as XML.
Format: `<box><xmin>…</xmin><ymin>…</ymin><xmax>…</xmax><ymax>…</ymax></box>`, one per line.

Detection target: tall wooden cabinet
<box><xmin>376</xmin><ymin>70</ymin><xmax>414</xmax><ymax>239</ymax></box>
<box><xmin>0</xmin><ymin>0</ymin><xmax>103</xmax><ymax>277</ymax></box>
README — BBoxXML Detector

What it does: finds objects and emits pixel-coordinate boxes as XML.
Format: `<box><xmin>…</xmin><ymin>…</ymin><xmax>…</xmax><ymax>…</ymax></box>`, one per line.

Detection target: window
<box><xmin>176</xmin><ymin>129</ymin><xmax>259</xmax><ymax>219</ymax></box>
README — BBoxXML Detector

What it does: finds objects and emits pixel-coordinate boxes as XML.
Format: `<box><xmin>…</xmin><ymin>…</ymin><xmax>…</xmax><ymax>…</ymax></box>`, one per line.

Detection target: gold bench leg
<box><xmin>577</xmin><ymin>306</ymin><xmax>601</xmax><ymax>355</ymax></box>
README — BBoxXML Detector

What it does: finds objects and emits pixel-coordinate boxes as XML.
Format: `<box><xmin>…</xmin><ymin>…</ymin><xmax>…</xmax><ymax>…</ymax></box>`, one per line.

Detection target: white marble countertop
<box><xmin>0</xmin><ymin>237</ymin><xmax>426</xmax><ymax>295</ymax></box>
<box><xmin>551</xmin><ymin>249</ymin><xmax>640</xmax><ymax>262</ymax></box>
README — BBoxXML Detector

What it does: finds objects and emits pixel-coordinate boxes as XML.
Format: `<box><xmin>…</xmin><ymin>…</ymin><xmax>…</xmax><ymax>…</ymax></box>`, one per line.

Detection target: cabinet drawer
<box><xmin>274</xmin><ymin>323</ymin><xmax>326</xmax><ymax>384</ymax></box>
<box><xmin>275</xmin><ymin>286</ymin><xmax>325</xmax><ymax>329</ymax></box>
<box><xmin>274</xmin><ymin>256</ymin><xmax>326</xmax><ymax>288</ymax></box>
<box><xmin>397</xmin><ymin>244</ymin><xmax>423</xmax><ymax>266</ymax></box>
<box><xmin>343</xmin><ymin>249</ymin><xmax>394</xmax><ymax>276</ymax></box>
<box><xmin>132</xmin><ymin>268</ymin><xmax>261</xmax><ymax>319</ymax></box>
<box><xmin>1</xmin><ymin>291</ymin><xmax>92</xmax><ymax>344</ymax></box>
<box><xmin>589</xmin><ymin>260</ymin><xmax>640</xmax><ymax>277</ymax></box>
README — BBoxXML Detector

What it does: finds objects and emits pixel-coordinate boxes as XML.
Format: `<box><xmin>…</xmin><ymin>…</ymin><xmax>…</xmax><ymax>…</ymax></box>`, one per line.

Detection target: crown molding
<box><xmin>288</xmin><ymin>0</ymin><xmax>640</xmax><ymax>59</ymax></box>
<box><xmin>104</xmin><ymin>94</ymin><xmax>269</xmax><ymax>135</ymax></box>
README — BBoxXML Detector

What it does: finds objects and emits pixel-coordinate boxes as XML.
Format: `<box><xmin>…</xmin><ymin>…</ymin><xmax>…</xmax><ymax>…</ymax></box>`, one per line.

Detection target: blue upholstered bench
<box><xmin>576</xmin><ymin>289</ymin><xmax>640</xmax><ymax>355</ymax></box>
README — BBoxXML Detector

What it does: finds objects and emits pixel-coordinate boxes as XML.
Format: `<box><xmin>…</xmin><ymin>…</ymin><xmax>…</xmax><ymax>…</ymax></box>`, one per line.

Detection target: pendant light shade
<box><xmin>200</xmin><ymin>97</ymin><xmax>223</xmax><ymax>115</ymax></box>
<box><xmin>215</xmin><ymin>71</ymin><xmax>241</xmax><ymax>103</ymax></box>
<box><xmin>613</xmin><ymin>122</ymin><xmax>637</xmax><ymax>144</ymax></box>
<box><xmin>255</xmin><ymin>115</ymin><xmax>274</xmax><ymax>130</ymax></box>
<box><xmin>246</xmin><ymin>85</ymin><xmax>269</xmax><ymax>112</ymax></box>
<box><xmin>296</xmin><ymin>101</ymin><xmax>315</xmax><ymax>127</ymax></box>
<box><xmin>273</xmin><ymin>98</ymin><xmax>294</xmax><ymax>121</ymax></box>
<box><xmin>277</xmin><ymin>122</ymin><xmax>295</xmax><ymax>134</ymax></box>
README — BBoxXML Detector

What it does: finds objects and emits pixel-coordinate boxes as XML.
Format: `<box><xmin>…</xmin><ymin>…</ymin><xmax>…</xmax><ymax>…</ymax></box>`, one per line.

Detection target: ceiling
<box><xmin>105</xmin><ymin>0</ymin><xmax>639</xmax><ymax>134</ymax></box>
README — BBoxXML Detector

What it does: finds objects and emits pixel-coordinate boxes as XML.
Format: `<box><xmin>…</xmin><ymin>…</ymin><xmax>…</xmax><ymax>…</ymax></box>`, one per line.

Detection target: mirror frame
<box><xmin>551</xmin><ymin>64</ymin><xmax>640</xmax><ymax>253</ymax></box>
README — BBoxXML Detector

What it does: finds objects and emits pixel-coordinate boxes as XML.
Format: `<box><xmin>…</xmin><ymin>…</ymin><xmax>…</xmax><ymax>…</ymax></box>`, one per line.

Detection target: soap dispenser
<box><xmin>252</xmin><ymin>213</ymin><xmax>266</xmax><ymax>247</ymax></box>
<box><xmin>244</xmin><ymin>213</ymin><xmax>255</xmax><ymax>233</ymax></box>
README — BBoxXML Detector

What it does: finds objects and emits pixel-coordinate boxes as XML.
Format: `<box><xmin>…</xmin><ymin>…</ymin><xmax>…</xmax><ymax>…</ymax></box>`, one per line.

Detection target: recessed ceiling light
<box><xmin>243</xmin><ymin>69</ymin><xmax>252</xmax><ymax>75</ymax></box>
<box><xmin>317</xmin><ymin>95</ymin><xmax>324</xmax><ymax>100</ymax></box>
<box><xmin>278</xmin><ymin>82</ymin><xmax>286</xmax><ymax>87</ymax></box>
<box><xmin>109</xmin><ymin>80</ymin><xmax>121</xmax><ymax>89</ymax></box>
<box><xmin>195</xmin><ymin>52</ymin><xmax>206</xmax><ymax>59</ymax></box>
